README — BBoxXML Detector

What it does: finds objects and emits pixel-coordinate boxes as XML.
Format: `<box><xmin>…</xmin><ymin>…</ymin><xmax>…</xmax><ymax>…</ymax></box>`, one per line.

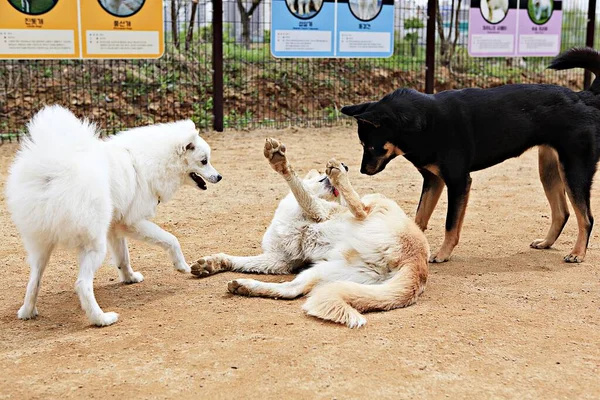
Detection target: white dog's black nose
<box><xmin>216</xmin><ymin>174</ymin><xmax>222</xmax><ymax>182</ymax></box>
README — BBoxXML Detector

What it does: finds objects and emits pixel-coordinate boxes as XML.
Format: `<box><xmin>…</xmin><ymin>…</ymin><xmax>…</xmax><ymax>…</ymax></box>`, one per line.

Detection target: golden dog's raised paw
<box><xmin>325</xmin><ymin>158</ymin><xmax>349</xmax><ymax>185</ymax></box>
<box><xmin>264</xmin><ymin>138</ymin><xmax>289</xmax><ymax>175</ymax></box>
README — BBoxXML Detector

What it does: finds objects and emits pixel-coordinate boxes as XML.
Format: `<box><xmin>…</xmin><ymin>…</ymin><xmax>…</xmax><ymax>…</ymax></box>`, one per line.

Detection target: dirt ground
<box><xmin>0</xmin><ymin>127</ymin><xmax>598</xmax><ymax>399</ymax></box>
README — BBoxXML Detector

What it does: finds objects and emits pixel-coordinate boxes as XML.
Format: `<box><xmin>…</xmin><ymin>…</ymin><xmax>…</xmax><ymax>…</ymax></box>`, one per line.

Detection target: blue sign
<box><xmin>271</xmin><ymin>0</ymin><xmax>395</xmax><ymax>58</ymax></box>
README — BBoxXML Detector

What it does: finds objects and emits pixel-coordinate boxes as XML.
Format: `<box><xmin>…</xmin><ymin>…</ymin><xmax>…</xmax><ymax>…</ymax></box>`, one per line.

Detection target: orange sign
<box><xmin>0</xmin><ymin>0</ymin><xmax>79</xmax><ymax>59</ymax></box>
<box><xmin>80</xmin><ymin>0</ymin><xmax>164</xmax><ymax>59</ymax></box>
<box><xmin>0</xmin><ymin>0</ymin><xmax>163</xmax><ymax>59</ymax></box>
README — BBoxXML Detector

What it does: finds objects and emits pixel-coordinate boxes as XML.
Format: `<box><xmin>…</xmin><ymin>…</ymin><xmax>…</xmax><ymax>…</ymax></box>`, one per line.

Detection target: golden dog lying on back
<box><xmin>192</xmin><ymin>138</ymin><xmax>430</xmax><ymax>328</ymax></box>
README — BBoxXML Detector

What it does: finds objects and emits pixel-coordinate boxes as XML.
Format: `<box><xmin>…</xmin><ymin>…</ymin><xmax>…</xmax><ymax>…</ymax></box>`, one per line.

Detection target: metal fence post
<box><xmin>425</xmin><ymin>0</ymin><xmax>436</xmax><ymax>94</ymax></box>
<box><xmin>584</xmin><ymin>0</ymin><xmax>597</xmax><ymax>90</ymax></box>
<box><xmin>212</xmin><ymin>0</ymin><xmax>224</xmax><ymax>132</ymax></box>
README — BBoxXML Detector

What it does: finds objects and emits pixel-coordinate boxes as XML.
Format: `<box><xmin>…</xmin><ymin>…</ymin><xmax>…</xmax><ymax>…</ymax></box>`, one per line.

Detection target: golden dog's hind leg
<box><xmin>264</xmin><ymin>137</ymin><xmax>328</xmax><ymax>222</ymax></box>
<box><xmin>227</xmin><ymin>262</ymin><xmax>324</xmax><ymax>299</ymax></box>
<box><xmin>326</xmin><ymin>158</ymin><xmax>367</xmax><ymax>220</ymax></box>
<box><xmin>191</xmin><ymin>253</ymin><xmax>294</xmax><ymax>277</ymax></box>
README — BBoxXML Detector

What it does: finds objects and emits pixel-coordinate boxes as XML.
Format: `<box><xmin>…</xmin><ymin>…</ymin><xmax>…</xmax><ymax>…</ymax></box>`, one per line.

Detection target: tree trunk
<box><xmin>171</xmin><ymin>0</ymin><xmax>180</xmax><ymax>50</ymax></box>
<box><xmin>185</xmin><ymin>0</ymin><xmax>199</xmax><ymax>52</ymax></box>
<box><xmin>236</xmin><ymin>0</ymin><xmax>262</xmax><ymax>49</ymax></box>
<box><xmin>447</xmin><ymin>0</ymin><xmax>463</xmax><ymax>69</ymax></box>
<box><xmin>435</xmin><ymin>0</ymin><xmax>449</xmax><ymax>65</ymax></box>
<box><xmin>436</xmin><ymin>0</ymin><xmax>463</xmax><ymax>68</ymax></box>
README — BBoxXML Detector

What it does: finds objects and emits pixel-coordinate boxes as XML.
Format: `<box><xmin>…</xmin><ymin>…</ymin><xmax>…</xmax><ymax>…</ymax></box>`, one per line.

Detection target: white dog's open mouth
<box><xmin>190</xmin><ymin>172</ymin><xmax>207</xmax><ymax>190</ymax></box>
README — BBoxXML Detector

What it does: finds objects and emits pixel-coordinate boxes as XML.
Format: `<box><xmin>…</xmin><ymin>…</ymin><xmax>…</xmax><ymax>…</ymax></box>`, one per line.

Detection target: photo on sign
<box><xmin>480</xmin><ymin>0</ymin><xmax>509</xmax><ymax>24</ymax></box>
<box><xmin>98</xmin><ymin>0</ymin><xmax>145</xmax><ymax>18</ymax></box>
<box><xmin>348</xmin><ymin>0</ymin><xmax>383</xmax><ymax>21</ymax></box>
<box><xmin>528</xmin><ymin>0</ymin><xmax>553</xmax><ymax>24</ymax></box>
<box><xmin>7</xmin><ymin>0</ymin><xmax>58</xmax><ymax>15</ymax></box>
<box><xmin>285</xmin><ymin>0</ymin><xmax>323</xmax><ymax>19</ymax></box>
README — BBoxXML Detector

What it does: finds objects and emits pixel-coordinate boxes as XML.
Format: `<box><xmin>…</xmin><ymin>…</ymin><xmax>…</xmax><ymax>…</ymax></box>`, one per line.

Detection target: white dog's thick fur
<box><xmin>192</xmin><ymin>138</ymin><xmax>429</xmax><ymax>328</ymax></box>
<box><xmin>6</xmin><ymin>105</ymin><xmax>221</xmax><ymax>327</ymax></box>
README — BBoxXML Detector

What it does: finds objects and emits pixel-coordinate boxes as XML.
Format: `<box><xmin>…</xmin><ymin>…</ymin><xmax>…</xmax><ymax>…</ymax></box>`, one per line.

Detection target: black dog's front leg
<box><xmin>429</xmin><ymin>175</ymin><xmax>472</xmax><ymax>263</ymax></box>
<box><xmin>415</xmin><ymin>168</ymin><xmax>445</xmax><ymax>231</ymax></box>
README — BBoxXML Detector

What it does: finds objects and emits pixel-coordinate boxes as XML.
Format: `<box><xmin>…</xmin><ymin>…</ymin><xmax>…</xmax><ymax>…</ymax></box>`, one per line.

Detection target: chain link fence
<box><xmin>0</xmin><ymin>0</ymin><xmax>596</xmax><ymax>140</ymax></box>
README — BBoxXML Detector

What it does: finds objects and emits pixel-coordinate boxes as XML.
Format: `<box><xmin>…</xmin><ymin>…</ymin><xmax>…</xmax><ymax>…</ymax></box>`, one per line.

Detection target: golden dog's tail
<box><xmin>301</xmin><ymin>260</ymin><xmax>428</xmax><ymax>329</ymax></box>
<box><xmin>547</xmin><ymin>47</ymin><xmax>600</xmax><ymax>94</ymax></box>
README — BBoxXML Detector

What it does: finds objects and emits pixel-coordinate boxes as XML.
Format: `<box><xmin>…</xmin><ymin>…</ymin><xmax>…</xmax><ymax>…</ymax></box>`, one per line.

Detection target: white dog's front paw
<box><xmin>17</xmin><ymin>305</ymin><xmax>38</xmax><ymax>320</ymax></box>
<box><xmin>91</xmin><ymin>311</ymin><xmax>119</xmax><ymax>327</ymax></box>
<box><xmin>122</xmin><ymin>271</ymin><xmax>144</xmax><ymax>284</ymax></box>
<box><xmin>174</xmin><ymin>261</ymin><xmax>191</xmax><ymax>273</ymax></box>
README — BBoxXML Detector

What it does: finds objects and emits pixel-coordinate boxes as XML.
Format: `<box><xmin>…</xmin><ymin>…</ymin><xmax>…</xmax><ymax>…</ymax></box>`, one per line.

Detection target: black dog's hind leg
<box><xmin>415</xmin><ymin>168</ymin><xmax>445</xmax><ymax>231</ymax></box>
<box><xmin>531</xmin><ymin>146</ymin><xmax>570</xmax><ymax>250</ymax></box>
<box><xmin>430</xmin><ymin>174</ymin><xmax>472</xmax><ymax>263</ymax></box>
<box><xmin>560</xmin><ymin>156</ymin><xmax>595</xmax><ymax>263</ymax></box>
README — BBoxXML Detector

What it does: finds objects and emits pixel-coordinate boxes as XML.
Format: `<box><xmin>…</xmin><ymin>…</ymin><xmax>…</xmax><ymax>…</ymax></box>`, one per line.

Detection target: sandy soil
<box><xmin>0</xmin><ymin>127</ymin><xmax>598</xmax><ymax>400</ymax></box>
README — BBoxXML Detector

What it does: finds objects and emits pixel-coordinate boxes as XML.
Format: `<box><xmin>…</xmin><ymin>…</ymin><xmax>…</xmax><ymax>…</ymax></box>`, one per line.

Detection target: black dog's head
<box><xmin>341</xmin><ymin>89</ymin><xmax>430</xmax><ymax>175</ymax></box>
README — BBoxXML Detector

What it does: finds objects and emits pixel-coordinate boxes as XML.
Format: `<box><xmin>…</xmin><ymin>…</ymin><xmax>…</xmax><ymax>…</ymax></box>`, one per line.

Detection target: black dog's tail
<box><xmin>548</xmin><ymin>47</ymin><xmax>600</xmax><ymax>94</ymax></box>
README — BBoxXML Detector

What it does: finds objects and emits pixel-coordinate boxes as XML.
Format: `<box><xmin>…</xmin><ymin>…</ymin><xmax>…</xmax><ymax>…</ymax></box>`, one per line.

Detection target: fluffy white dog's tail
<box><xmin>302</xmin><ymin>262</ymin><xmax>428</xmax><ymax>328</ymax></box>
<box><xmin>24</xmin><ymin>105</ymin><xmax>98</xmax><ymax>150</ymax></box>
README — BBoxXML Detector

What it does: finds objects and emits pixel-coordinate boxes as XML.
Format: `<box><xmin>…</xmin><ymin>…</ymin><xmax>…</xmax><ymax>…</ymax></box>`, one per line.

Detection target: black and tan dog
<box><xmin>341</xmin><ymin>47</ymin><xmax>600</xmax><ymax>263</ymax></box>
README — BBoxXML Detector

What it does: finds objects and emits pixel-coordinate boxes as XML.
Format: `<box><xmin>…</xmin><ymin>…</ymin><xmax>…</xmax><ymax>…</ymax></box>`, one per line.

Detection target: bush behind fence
<box><xmin>0</xmin><ymin>0</ymin><xmax>595</xmax><ymax>139</ymax></box>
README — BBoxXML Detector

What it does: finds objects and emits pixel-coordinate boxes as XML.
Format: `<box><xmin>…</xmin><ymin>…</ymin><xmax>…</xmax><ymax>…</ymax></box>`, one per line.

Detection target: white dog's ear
<box><xmin>179</xmin><ymin>119</ymin><xmax>196</xmax><ymax>130</ymax></box>
<box><xmin>177</xmin><ymin>130</ymin><xmax>198</xmax><ymax>155</ymax></box>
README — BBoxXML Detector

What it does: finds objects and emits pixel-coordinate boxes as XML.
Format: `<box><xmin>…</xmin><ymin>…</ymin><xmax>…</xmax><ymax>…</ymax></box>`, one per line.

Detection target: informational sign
<box><xmin>0</xmin><ymin>0</ymin><xmax>163</xmax><ymax>59</ymax></box>
<box><xmin>517</xmin><ymin>0</ymin><xmax>562</xmax><ymax>55</ymax></box>
<box><xmin>271</xmin><ymin>0</ymin><xmax>395</xmax><ymax>58</ymax></box>
<box><xmin>468</xmin><ymin>0</ymin><xmax>562</xmax><ymax>57</ymax></box>
<box><xmin>80</xmin><ymin>0</ymin><xmax>163</xmax><ymax>59</ymax></box>
<box><xmin>0</xmin><ymin>0</ymin><xmax>79</xmax><ymax>59</ymax></box>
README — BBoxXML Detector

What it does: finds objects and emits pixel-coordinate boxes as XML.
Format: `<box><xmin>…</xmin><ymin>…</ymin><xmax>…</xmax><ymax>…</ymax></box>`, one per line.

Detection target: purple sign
<box><xmin>517</xmin><ymin>0</ymin><xmax>562</xmax><ymax>56</ymax></box>
<box><xmin>468</xmin><ymin>0</ymin><xmax>562</xmax><ymax>57</ymax></box>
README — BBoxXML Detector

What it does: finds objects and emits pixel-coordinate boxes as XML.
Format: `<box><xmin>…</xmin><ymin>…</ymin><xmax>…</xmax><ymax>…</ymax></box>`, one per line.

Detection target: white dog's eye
<box><xmin>186</xmin><ymin>143</ymin><xmax>195</xmax><ymax>151</ymax></box>
<box><xmin>201</xmin><ymin>159</ymin><xmax>208</xmax><ymax>165</ymax></box>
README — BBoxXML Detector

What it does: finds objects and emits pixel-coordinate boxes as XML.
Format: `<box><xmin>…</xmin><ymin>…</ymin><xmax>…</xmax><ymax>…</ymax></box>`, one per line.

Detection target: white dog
<box><xmin>100</xmin><ymin>0</ymin><xmax>143</xmax><ymax>16</ymax></box>
<box><xmin>288</xmin><ymin>0</ymin><xmax>323</xmax><ymax>15</ymax></box>
<box><xmin>191</xmin><ymin>138</ymin><xmax>429</xmax><ymax>328</ymax></box>
<box><xmin>485</xmin><ymin>0</ymin><xmax>509</xmax><ymax>23</ymax></box>
<box><xmin>20</xmin><ymin>0</ymin><xmax>30</xmax><ymax>13</ymax></box>
<box><xmin>356</xmin><ymin>0</ymin><xmax>378</xmax><ymax>20</ymax></box>
<box><xmin>6</xmin><ymin>105</ymin><xmax>221</xmax><ymax>327</ymax></box>
<box><xmin>533</xmin><ymin>0</ymin><xmax>551</xmax><ymax>21</ymax></box>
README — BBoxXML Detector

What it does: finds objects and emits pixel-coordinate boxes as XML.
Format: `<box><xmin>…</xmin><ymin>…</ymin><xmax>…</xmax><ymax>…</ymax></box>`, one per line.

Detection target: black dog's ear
<box><xmin>341</xmin><ymin>102</ymin><xmax>374</xmax><ymax>117</ymax></box>
<box><xmin>353</xmin><ymin>111</ymin><xmax>382</xmax><ymax>128</ymax></box>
